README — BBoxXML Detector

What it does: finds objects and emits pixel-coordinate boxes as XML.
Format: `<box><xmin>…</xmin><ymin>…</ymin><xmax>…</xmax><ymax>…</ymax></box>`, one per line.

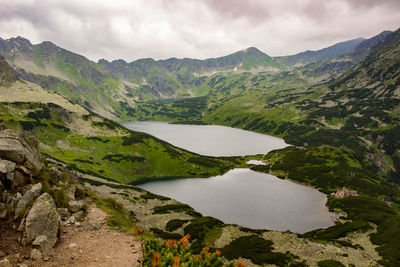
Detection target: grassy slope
<box><xmin>0</xmin><ymin>87</ymin><xmax>239</xmax><ymax>183</ymax></box>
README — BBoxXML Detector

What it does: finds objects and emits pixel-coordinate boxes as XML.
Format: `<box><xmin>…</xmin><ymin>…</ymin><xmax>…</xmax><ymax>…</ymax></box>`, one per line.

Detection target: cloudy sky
<box><xmin>1</xmin><ymin>0</ymin><xmax>399</xmax><ymax>62</ymax></box>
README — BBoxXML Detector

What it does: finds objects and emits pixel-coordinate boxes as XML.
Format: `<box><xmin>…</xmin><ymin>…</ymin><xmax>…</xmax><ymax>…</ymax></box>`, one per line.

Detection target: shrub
<box><xmin>317</xmin><ymin>260</ymin><xmax>345</xmax><ymax>267</ymax></box>
<box><xmin>166</xmin><ymin>219</ymin><xmax>189</xmax><ymax>232</ymax></box>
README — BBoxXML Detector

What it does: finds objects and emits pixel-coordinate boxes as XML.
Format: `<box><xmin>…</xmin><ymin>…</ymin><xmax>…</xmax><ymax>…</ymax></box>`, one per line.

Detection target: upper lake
<box><xmin>122</xmin><ymin>121</ymin><xmax>287</xmax><ymax>156</ymax></box>
<box><xmin>123</xmin><ymin>121</ymin><xmax>337</xmax><ymax>233</ymax></box>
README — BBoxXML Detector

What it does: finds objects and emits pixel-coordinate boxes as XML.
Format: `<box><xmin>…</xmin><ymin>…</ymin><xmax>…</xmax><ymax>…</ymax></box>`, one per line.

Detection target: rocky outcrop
<box><xmin>23</xmin><ymin>193</ymin><xmax>60</xmax><ymax>247</ymax></box>
<box><xmin>14</xmin><ymin>183</ymin><xmax>42</xmax><ymax>219</ymax></box>
<box><xmin>0</xmin><ymin>129</ymin><xmax>43</xmax><ymax>173</ymax></box>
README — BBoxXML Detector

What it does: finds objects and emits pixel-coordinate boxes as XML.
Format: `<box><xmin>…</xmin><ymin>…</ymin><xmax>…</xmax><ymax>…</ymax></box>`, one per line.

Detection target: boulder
<box><xmin>68</xmin><ymin>200</ymin><xmax>82</xmax><ymax>213</ymax></box>
<box><xmin>67</xmin><ymin>187</ymin><xmax>76</xmax><ymax>201</ymax></box>
<box><xmin>14</xmin><ymin>183</ymin><xmax>42</xmax><ymax>219</ymax></box>
<box><xmin>0</xmin><ymin>130</ymin><xmax>44</xmax><ymax>172</ymax></box>
<box><xmin>72</xmin><ymin>210</ymin><xmax>85</xmax><ymax>221</ymax></box>
<box><xmin>0</xmin><ymin>160</ymin><xmax>16</xmax><ymax>187</ymax></box>
<box><xmin>0</xmin><ymin>159</ymin><xmax>15</xmax><ymax>174</ymax></box>
<box><xmin>57</xmin><ymin>208</ymin><xmax>70</xmax><ymax>220</ymax></box>
<box><xmin>0</xmin><ymin>258</ymin><xmax>12</xmax><ymax>267</ymax></box>
<box><xmin>32</xmin><ymin>235</ymin><xmax>53</xmax><ymax>257</ymax></box>
<box><xmin>24</xmin><ymin>193</ymin><xmax>60</xmax><ymax>247</ymax></box>
<box><xmin>1</xmin><ymin>190</ymin><xmax>7</xmax><ymax>202</ymax></box>
<box><xmin>12</xmin><ymin>170</ymin><xmax>27</xmax><ymax>188</ymax></box>
<box><xmin>30</xmin><ymin>249</ymin><xmax>42</xmax><ymax>261</ymax></box>
<box><xmin>65</xmin><ymin>216</ymin><xmax>77</xmax><ymax>225</ymax></box>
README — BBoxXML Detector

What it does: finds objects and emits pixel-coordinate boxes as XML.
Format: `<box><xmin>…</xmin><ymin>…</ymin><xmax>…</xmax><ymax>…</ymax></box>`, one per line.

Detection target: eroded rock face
<box><xmin>24</xmin><ymin>193</ymin><xmax>60</xmax><ymax>247</ymax></box>
<box><xmin>0</xmin><ymin>129</ymin><xmax>44</xmax><ymax>172</ymax></box>
<box><xmin>14</xmin><ymin>183</ymin><xmax>42</xmax><ymax>219</ymax></box>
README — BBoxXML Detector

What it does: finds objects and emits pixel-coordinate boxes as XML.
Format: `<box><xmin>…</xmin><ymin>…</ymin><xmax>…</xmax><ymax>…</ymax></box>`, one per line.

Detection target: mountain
<box><xmin>349</xmin><ymin>30</ymin><xmax>394</xmax><ymax>59</ymax></box>
<box><xmin>275</xmin><ymin>38</ymin><xmax>365</xmax><ymax>66</ymax></box>
<box><xmin>0</xmin><ymin>53</ymin><xmax>18</xmax><ymax>86</ymax></box>
<box><xmin>0</xmin><ymin>37</ymin><xmax>284</xmax><ymax>119</ymax></box>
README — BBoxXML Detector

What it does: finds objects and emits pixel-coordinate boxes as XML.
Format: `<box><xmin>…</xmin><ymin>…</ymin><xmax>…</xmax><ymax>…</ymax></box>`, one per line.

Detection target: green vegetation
<box><xmin>0</xmin><ymin>102</ymin><xmax>239</xmax><ymax>184</ymax></box>
<box><xmin>143</xmin><ymin>236</ymin><xmax>234</xmax><ymax>266</ymax></box>
<box><xmin>92</xmin><ymin>196</ymin><xmax>136</xmax><ymax>232</ymax></box>
<box><xmin>317</xmin><ymin>260</ymin><xmax>346</xmax><ymax>267</ymax></box>
<box><xmin>166</xmin><ymin>219</ymin><xmax>189</xmax><ymax>232</ymax></box>
<box><xmin>221</xmin><ymin>235</ymin><xmax>296</xmax><ymax>266</ymax></box>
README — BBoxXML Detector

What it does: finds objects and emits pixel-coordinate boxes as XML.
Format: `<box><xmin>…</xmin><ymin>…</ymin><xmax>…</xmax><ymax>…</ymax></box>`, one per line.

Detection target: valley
<box><xmin>0</xmin><ymin>26</ymin><xmax>400</xmax><ymax>267</ymax></box>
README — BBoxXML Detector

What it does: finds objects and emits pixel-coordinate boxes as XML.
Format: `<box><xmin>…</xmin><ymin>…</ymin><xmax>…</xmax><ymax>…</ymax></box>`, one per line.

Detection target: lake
<box><xmin>122</xmin><ymin>121</ymin><xmax>287</xmax><ymax>156</ymax></box>
<box><xmin>123</xmin><ymin>121</ymin><xmax>337</xmax><ymax>233</ymax></box>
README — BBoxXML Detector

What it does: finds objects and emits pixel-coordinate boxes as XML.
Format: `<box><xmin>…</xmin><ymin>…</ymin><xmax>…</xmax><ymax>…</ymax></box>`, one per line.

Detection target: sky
<box><xmin>0</xmin><ymin>0</ymin><xmax>399</xmax><ymax>62</ymax></box>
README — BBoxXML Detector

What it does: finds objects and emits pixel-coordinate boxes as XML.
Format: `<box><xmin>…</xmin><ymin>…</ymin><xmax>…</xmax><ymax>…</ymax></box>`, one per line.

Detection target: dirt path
<box><xmin>39</xmin><ymin>205</ymin><xmax>142</xmax><ymax>267</ymax></box>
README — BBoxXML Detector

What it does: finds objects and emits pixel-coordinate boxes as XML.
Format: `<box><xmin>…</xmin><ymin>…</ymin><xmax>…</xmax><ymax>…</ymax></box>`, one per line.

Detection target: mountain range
<box><xmin>1</xmin><ymin>27</ymin><xmax>400</xmax><ymax>266</ymax></box>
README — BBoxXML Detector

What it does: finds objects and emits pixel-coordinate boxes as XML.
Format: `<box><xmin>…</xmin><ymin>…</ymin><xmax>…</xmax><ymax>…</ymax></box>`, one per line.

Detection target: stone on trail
<box><xmin>33</xmin><ymin>235</ymin><xmax>54</xmax><ymax>257</ymax></box>
<box><xmin>30</xmin><ymin>249</ymin><xmax>42</xmax><ymax>261</ymax></box>
<box><xmin>24</xmin><ymin>193</ymin><xmax>60</xmax><ymax>247</ymax></box>
<box><xmin>0</xmin><ymin>258</ymin><xmax>13</xmax><ymax>267</ymax></box>
<box><xmin>68</xmin><ymin>200</ymin><xmax>83</xmax><ymax>213</ymax></box>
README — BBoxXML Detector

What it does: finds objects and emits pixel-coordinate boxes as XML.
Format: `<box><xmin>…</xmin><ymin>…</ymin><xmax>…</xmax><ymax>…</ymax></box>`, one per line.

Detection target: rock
<box><xmin>30</xmin><ymin>249</ymin><xmax>42</xmax><ymax>261</ymax></box>
<box><xmin>16</xmin><ymin>264</ymin><xmax>28</xmax><ymax>267</ymax></box>
<box><xmin>74</xmin><ymin>222</ymin><xmax>80</xmax><ymax>227</ymax></box>
<box><xmin>0</xmin><ymin>180</ymin><xmax>4</xmax><ymax>193</ymax></box>
<box><xmin>16</xmin><ymin>192</ymin><xmax>22</xmax><ymax>200</ymax></box>
<box><xmin>24</xmin><ymin>193</ymin><xmax>60</xmax><ymax>247</ymax></box>
<box><xmin>0</xmin><ymin>160</ymin><xmax>16</xmax><ymax>187</ymax></box>
<box><xmin>67</xmin><ymin>187</ymin><xmax>76</xmax><ymax>201</ymax></box>
<box><xmin>57</xmin><ymin>208</ymin><xmax>70</xmax><ymax>220</ymax></box>
<box><xmin>68</xmin><ymin>200</ymin><xmax>82</xmax><ymax>213</ymax></box>
<box><xmin>67</xmin><ymin>243</ymin><xmax>77</xmax><ymax>249</ymax></box>
<box><xmin>27</xmin><ymin>136</ymin><xmax>39</xmax><ymax>150</ymax></box>
<box><xmin>33</xmin><ymin>235</ymin><xmax>53</xmax><ymax>257</ymax></box>
<box><xmin>17</xmin><ymin>218</ymin><xmax>25</xmax><ymax>232</ymax></box>
<box><xmin>14</xmin><ymin>183</ymin><xmax>42</xmax><ymax>220</ymax></box>
<box><xmin>17</xmin><ymin>166</ymin><xmax>30</xmax><ymax>176</ymax></box>
<box><xmin>12</xmin><ymin>170</ymin><xmax>27</xmax><ymax>188</ymax></box>
<box><xmin>72</xmin><ymin>210</ymin><xmax>85</xmax><ymax>221</ymax></box>
<box><xmin>65</xmin><ymin>216</ymin><xmax>77</xmax><ymax>225</ymax></box>
<box><xmin>0</xmin><ymin>129</ymin><xmax>44</xmax><ymax>172</ymax></box>
<box><xmin>84</xmin><ymin>220</ymin><xmax>101</xmax><ymax>230</ymax></box>
<box><xmin>0</xmin><ymin>250</ymin><xmax>6</xmax><ymax>258</ymax></box>
<box><xmin>0</xmin><ymin>159</ymin><xmax>16</xmax><ymax>174</ymax></box>
<box><xmin>0</xmin><ymin>210</ymin><xmax>6</xmax><ymax>219</ymax></box>
<box><xmin>1</xmin><ymin>190</ymin><xmax>8</xmax><ymax>202</ymax></box>
<box><xmin>0</xmin><ymin>258</ymin><xmax>12</xmax><ymax>267</ymax></box>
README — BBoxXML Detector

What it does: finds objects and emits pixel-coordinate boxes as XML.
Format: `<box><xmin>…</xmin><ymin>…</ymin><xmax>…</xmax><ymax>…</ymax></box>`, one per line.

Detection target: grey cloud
<box><xmin>0</xmin><ymin>0</ymin><xmax>399</xmax><ymax>61</ymax></box>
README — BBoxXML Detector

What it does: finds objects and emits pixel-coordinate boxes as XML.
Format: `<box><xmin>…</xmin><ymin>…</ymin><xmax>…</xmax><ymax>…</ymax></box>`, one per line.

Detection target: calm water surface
<box><xmin>123</xmin><ymin>121</ymin><xmax>287</xmax><ymax>156</ymax></box>
<box><xmin>124</xmin><ymin>121</ymin><xmax>337</xmax><ymax>233</ymax></box>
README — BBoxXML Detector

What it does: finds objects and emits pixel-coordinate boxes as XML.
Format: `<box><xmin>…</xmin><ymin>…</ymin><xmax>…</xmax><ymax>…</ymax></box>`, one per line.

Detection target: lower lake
<box><xmin>123</xmin><ymin>121</ymin><xmax>337</xmax><ymax>233</ymax></box>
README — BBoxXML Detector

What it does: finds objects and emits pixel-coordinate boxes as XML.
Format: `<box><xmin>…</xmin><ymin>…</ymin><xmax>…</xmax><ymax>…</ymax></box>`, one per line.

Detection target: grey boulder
<box><xmin>24</xmin><ymin>193</ymin><xmax>60</xmax><ymax>247</ymax></box>
<box><xmin>14</xmin><ymin>183</ymin><xmax>42</xmax><ymax>219</ymax></box>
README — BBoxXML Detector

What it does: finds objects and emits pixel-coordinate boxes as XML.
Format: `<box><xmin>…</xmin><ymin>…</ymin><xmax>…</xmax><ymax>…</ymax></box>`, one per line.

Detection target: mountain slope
<box><xmin>276</xmin><ymin>38</ymin><xmax>365</xmax><ymax>66</ymax></box>
<box><xmin>0</xmin><ymin>53</ymin><xmax>18</xmax><ymax>86</ymax></box>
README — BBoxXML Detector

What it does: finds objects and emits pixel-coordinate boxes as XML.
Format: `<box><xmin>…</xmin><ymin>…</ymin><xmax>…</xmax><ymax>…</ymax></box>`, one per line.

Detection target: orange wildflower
<box><xmin>152</xmin><ymin>252</ymin><xmax>161</xmax><ymax>267</ymax></box>
<box><xmin>165</xmin><ymin>239</ymin><xmax>178</xmax><ymax>249</ymax></box>
<box><xmin>179</xmin><ymin>234</ymin><xmax>190</xmax><ymax>249</ymax></box>
<box><xmin>214</xmin><ymin>250</ymin><xmax>221</xmax><ymax>256</ymax></box>
<box><xmin>203</xmin><ymin>246</ymin><xmax>210</xmax><ymax>254</ymax></box>
<box><xmin>236</xmin><ymin>259</ymin><xmax>245</xmax><ymax>267</ymax></box>
<box><xmin>194</xmin><ymin>254</ymin><xmax>202</xmax><ymax>261</ymax></box>
<box><xmin>136</xmin><ymin>228</ymin><xmax>144</xmax><ymax>235</ymax></box>
<box><xmin>172</xmin><ymin>257</ymin><xmax>181</xmax><ymax>267</ymax></box>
